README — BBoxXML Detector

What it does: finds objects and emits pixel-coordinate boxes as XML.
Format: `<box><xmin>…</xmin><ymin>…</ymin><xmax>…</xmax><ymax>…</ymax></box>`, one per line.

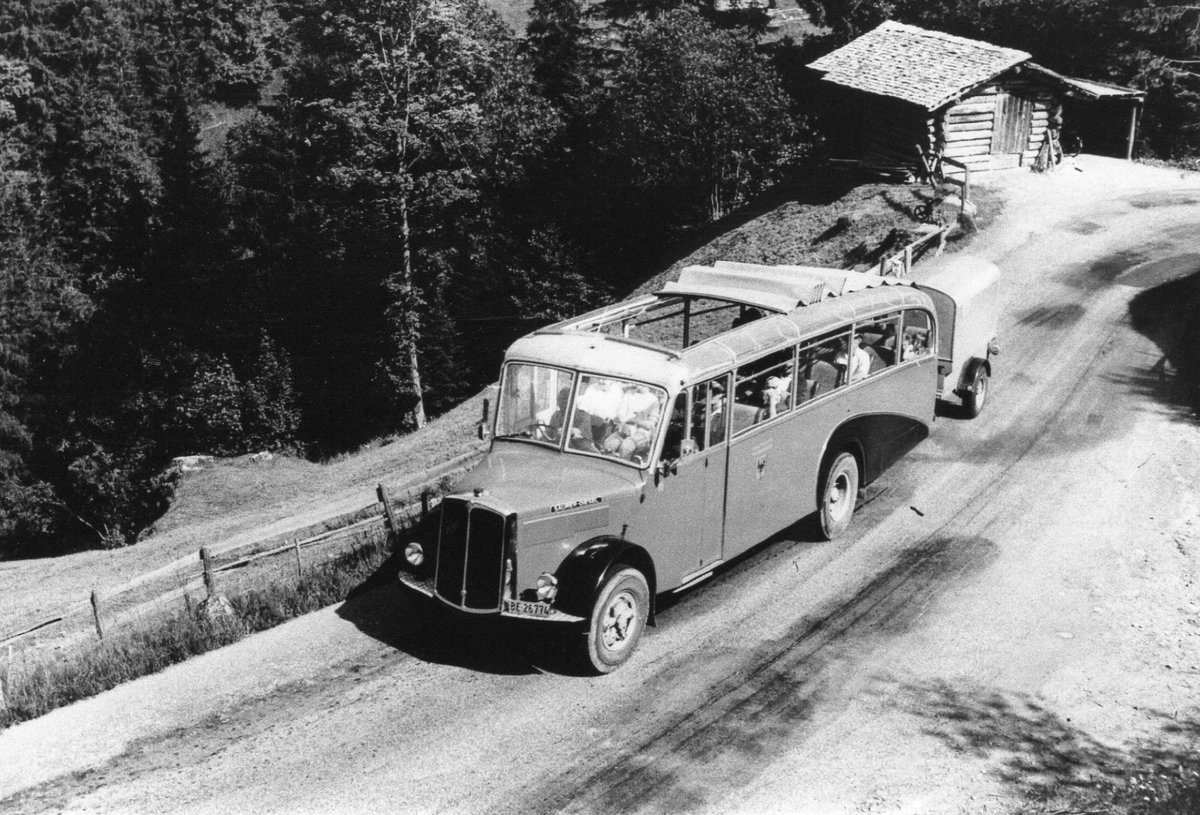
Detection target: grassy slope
<box><xmin>0</xmin><ymin>171</ymin><xmax>980</xmax><ymax>644</ymax></box>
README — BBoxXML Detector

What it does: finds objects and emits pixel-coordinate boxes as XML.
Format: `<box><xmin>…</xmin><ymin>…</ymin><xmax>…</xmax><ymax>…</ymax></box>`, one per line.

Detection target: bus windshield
<box><xmin>496</xmin><ymin>363</ymin><xmax>668</xmax><ymax>467</ymax></box>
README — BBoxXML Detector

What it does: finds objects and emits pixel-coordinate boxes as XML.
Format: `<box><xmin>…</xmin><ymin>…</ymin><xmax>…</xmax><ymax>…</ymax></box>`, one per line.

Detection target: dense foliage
<box><xmin>1</xmin><ymin>0</ymin><xmax>1199</xmax><ymax>556</ymax></box>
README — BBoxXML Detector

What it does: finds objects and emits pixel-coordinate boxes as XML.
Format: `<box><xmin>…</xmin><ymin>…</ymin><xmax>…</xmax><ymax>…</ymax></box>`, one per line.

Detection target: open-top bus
<box><xmin>397</xmin><ymin>257</ymin><xmax>1001</xmax><ymax>672</ymax></box>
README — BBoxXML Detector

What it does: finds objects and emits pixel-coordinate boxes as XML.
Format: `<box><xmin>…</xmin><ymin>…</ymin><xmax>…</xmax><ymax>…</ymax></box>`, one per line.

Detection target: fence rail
<box><xmin>874</xmin><ymin>222</ymin><xmax>954</xmax><ymax>277</ymax></box>
<box><xmin>0</xmin><ymin>444</ymin><xmax>484</xmax><ymax>651</ymax></box>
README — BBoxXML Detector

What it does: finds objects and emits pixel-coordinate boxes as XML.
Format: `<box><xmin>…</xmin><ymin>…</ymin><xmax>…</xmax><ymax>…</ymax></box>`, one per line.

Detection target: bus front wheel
<box><xmin>818</xmin><ymin>451</ymin><xmax>859</xmax><ymax>540</ymax></box>
<box><xmin>584</xmin><ymin>567</ymin><xmax>649</xmax><ymax>674</ymax></box>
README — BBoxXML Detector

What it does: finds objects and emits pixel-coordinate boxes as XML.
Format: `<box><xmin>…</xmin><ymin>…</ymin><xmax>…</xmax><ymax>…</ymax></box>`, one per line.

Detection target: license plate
<box><xmin>503</xmin><ymin>599</ymin><xmax>553</xmax><ymax>617</ymax></box>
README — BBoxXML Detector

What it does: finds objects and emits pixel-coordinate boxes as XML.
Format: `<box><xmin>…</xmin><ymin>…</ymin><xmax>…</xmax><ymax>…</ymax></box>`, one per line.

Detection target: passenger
<box><xmin>763</xmin><ymin>374</ymin><xmax>792</xmax><ymax>417</ymax></box>
<box><xmin>902</xmin><ymin>329</ymin><xmax>930</xmax><ymax>360</ymax></box>
<box><xmin>706</xmin><ymin>382</ymin><xmax>727</xmax><ymax>446</ymax></box>
<box><xmin>835</xmin><ymin>335</ymin><xmax>870</xmax><ymax>384</ymax></box>
<box><xmin>534</xmin><ymin>387</ymin><xmax>571</xmax><ymax>441</ymax></box>
<box><xmin>731</xmin><ymin>306</ymin><xmax>764</xmax><ymax>329</ymax></box>
<box><xmin>601</xmin><ymin>388</ymin><xmax>660</xmax><ymax>463</ymax></box>
<box><xmin>874</xmin><ymin>325</ymin><xmax>897</xmax><ymax>366</ymax></box>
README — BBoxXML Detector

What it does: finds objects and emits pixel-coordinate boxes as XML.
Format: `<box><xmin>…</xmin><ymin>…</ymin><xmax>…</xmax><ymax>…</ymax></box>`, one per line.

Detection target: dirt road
<box><xmin>3</xmin><ymin>158</ymin><xmax>1199</xmax><ymax>814</ymax></box>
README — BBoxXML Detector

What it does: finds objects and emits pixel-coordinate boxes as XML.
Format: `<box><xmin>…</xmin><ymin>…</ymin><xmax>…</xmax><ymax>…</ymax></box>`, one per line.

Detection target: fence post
<box><xmin>293</xmin><ymin>538</ymin><xmax>303</xmax><ymax>582</ymax></box>
<box><xmin>421</xmin><ymin>489</ymin><xmax>430</xmax><ymax>521</ymax></box>
<box><xmin>0</xmin><ymin>646</ymin><xmax>10</xmax><ymax>714</ymax></box>
<box><xmin>200</xmin><ymin>547</ymin><xmax>216</xmax><ymax>599</ymax></box>
<box><xmin>90</xmin><ymin>589</ymin><xmax>106</xmax><ymax>640</ymax></box>
<box><xmin>378</xmin><ymin>483</ymin><xmax>400</xmax><ymax>542</ymax></box>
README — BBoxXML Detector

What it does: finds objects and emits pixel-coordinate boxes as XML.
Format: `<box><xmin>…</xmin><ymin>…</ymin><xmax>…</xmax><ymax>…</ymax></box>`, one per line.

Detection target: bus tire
<box><xmin>584</xmin><ymin>567</ymin><xmax>649</xmax><ymax>674</ymax></box>
<box><xmin>818</xmin><ymin>451</ymin><xmax>859</xmax><ymax>540</ymax></box>
<box><xmin>962</xmin><ymin>365</ymin><xmax>989</xmax><ymax>418</ymax></box>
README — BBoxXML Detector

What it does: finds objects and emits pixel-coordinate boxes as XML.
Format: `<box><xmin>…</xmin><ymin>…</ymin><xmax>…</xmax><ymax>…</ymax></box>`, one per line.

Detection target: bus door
<box><xmin>642</xmin><ymin>376</ymin><xmax>729</xmax><ymax>588</ymax></box>
<box><xmin>721</xmin><ymin>347</ymin><xmax>799</xmax><ymax>559</ymax></box>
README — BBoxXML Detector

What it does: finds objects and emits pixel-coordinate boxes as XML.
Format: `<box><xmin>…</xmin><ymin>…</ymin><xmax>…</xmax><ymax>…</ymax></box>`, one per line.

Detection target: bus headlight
<box><xmin>536</xmin><ymin>573</ymin><xmax>558</xmax><ymax>602</ymax></box>
<box><xmin>404</xmin><ymin>542</ymin><xmax>425</xmax><ymax>567</ymax></box>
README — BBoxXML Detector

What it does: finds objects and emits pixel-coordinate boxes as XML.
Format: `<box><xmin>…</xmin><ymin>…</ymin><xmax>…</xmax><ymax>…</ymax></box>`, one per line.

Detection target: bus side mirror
<box><xmin>476</xmin><ymin>398</ymin><xmax>491</xmax><ymax>440</ymax></box>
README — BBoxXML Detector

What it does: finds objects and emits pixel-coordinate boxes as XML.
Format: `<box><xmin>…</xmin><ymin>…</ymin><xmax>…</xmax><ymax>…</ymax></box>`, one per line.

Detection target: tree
<box><xmin>241</xmin><ymin>331</ymin><xmax>301</xmax><ymax>450</ymax></box>
<box><xmin>0</xmin><ymin>56</ymin><xmax>90</xmax><ymax>554</ymax></box>
<box><xmin>526</xmin><ymin>0</ymin><xmax>590</xmax><ymax>105</ymax></box>
<box><xmin>592</xmin><ymin>10</ymin><xmax>799</xmax><ymax>226</ymax></box>
<box><xmin>288</xmin><ymin>0</ymin><xmax>536</xmax><ymax>430</ymax></box>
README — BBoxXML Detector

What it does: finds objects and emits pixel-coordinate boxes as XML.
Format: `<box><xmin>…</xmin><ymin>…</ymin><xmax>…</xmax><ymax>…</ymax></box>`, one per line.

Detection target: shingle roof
<box><xmin>808</xmin><ymin>21</ymin><xmax>1031</xmax><ymax>111</ymax></box>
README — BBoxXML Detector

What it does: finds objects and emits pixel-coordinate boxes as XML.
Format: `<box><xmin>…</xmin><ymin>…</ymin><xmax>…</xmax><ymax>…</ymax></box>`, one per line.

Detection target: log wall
<box><xmin>937</xmin><ymin>73</ymin><xmax>1062</xmax><ymax>172</ymax></box>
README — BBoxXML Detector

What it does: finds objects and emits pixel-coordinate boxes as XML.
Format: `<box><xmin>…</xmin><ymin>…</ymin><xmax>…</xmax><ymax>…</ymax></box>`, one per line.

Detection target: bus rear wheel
<box><xmin>818</xmin><ymin>451</ymin><xmax>859</xmax><ymax>540</ymax></box>
<box><xmin>584</xmin><ymin>567</ymin><xmax>649</xmax><ymax>674</ymax></box>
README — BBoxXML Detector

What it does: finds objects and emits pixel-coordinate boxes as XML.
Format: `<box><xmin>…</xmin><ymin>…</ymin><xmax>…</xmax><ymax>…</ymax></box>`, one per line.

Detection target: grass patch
<box><xmin>0</xmin><ymin>530</ymin><xmax>391</xmax><ymax>731</ymax></box>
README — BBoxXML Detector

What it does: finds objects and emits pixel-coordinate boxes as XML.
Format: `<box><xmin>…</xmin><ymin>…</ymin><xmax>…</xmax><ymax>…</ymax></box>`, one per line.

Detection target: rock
<box><xmin>251</xmin><ymin>451</ymin><xmax>274</xmax><ymax>463</ymax></box>
<box><xmin>171</xmin><ymin>455</ymin><xmax>214</xmax><ymax>473</ymax></box>
<box><xmin>198</xmin><ymin>594</ymin><xmax>236</xmax><ymax>621</ymax></box>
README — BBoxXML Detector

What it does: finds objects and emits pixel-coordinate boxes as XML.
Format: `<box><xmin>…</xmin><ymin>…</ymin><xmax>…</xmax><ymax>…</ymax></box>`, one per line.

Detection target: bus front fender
<box><xmin>554</xmin><ymin>537</ymin><xmax>657</xmax><ymax>622</ymax></box>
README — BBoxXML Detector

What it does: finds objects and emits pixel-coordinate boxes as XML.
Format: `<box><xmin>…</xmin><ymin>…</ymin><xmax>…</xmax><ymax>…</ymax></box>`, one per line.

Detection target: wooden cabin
<box><xmin>808</xmin><ymin>21</ymin><xmax>1144</xmax><ymax>174</ymax></box>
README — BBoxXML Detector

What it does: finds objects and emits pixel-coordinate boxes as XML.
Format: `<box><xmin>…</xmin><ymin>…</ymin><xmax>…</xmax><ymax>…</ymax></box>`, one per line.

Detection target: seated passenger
<box><xmin>731</xmin><ymin>306</ymin><xmax>764</xmax><ymax>329</ymax></box>
<box><xmin>873</xmin><ymin>326</ymin><xmax>897</xmax><ymax>366</ymax></box>
<box><xmin>534</xmin><ymin>387</ymin><xmax>571</xmax><ymax>441</ymax></box>
<box><xmin>835</xmin><ymin>336</ymin><xmax>870</xmax><ymax>383</ymax></box>
<box><xmin>763</xmin><ymin>374</ymin><xmax>792</xmax><ymax>417</ymax></box>
<box><xmin>902</xmin><ymin>329</ymin><xmax>930</xmax><ymax>360</ymax></box>
<box><xmin>807</xmin><ymin>359</ymin><xmax>839</xmax><ymax>398</ymax></box>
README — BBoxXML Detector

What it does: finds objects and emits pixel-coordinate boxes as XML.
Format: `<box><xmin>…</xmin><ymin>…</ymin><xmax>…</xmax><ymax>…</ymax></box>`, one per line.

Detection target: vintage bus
<box><xmin>397</xmin><ymin>257</ymin><xmax>1000</xmax><ymax>672</ymax></box>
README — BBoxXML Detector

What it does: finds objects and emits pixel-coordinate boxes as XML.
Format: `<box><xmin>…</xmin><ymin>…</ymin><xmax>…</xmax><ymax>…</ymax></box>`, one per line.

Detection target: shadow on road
<box><xmin>889</xmin><ymin>678</ymin><xmax>1200</xmax><ymax>813</ymax></box>
<box><xmin>1127</xmin><ymin>267</ymin><xmax>1200</xmax><ymax>423</ymax></box>
<box><xmin>336</xmin><ymin>550</ymin><xmax>597</xmax><ymax>676</ymax></box>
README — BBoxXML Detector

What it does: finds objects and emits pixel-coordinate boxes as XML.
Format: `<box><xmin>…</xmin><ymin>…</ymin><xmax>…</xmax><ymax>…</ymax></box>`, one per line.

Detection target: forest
<box><xmin>1</xmin><ymin>0</ymin><xmax>1198</xmax><ymax>556</ymax></box>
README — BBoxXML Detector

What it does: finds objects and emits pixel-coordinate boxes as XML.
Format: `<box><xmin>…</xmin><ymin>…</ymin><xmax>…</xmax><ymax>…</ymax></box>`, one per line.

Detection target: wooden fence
<box><xmin>0</xmin><ymin>445</ymin><xmax>485</xmax><ymax>653</ymax></box>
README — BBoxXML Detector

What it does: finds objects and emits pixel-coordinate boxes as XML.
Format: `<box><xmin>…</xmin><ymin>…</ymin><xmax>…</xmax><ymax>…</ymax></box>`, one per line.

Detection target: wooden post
<box><xmin>0</xmin><ymin>646</ymin><xmax>11</xmax><ymax>714</ymax></box>
<box><xmin>200</xmin><ymin>547</ymin><xmax>216</xmax><ymax>599</ymax></box>
<box><xmin>293</xmin><ymin>538</ymin><xmax>303</xmax><ymax>582</ymax></box>
<box><xmin>90</xmin><ymin>589</ymin><xmax>105</xmax><ymax>640</ymax></box>
<box><xmin>421</xmin><ymin>489</ymin><xmax>430</xmax><ymax>521</ymax></box>
<box><xmin>477</xmin><ymin>398</ymin><xmax>490</xmax><ymax>440</ymax></box>
<box><xmin>1126</xmin><ymin>101</ymin><xmax>1141</xmax><ymax>161</ymax></box>
<box><xmin>378</xmin><ymin>483</ymin><xmax>399</xmax><ymax>539</ymax></box>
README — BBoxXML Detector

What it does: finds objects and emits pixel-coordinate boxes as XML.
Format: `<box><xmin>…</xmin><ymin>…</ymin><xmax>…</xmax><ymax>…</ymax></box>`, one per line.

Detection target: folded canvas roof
<box><xmin>658</xmin><ymin>261</ymin><xmax>914</xmax><ymax>313</ymax></box>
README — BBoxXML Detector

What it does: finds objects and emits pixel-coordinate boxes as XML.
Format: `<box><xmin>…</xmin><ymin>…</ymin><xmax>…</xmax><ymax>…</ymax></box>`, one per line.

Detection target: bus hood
<box><xmin>451</xmin><ymin>442</ymin><xmax>644</xmax><ymax>518</ymax></box>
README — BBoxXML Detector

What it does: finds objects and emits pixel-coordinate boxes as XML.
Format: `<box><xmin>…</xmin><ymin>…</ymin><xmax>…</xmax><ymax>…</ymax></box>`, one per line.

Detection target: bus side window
<box><xmin>902</xmin><ymin>309</ymin><xmax>933</xmax><ymax>360</ymax></box>
<box><xmin>798</xmin><ymin>332</ymin><xmax>847</xmax><ymax>401</ymax></box>
<box><xmin>732</xmin><ymin>349</ymin><xmax>793</xmax><ymax>435</ymax></box>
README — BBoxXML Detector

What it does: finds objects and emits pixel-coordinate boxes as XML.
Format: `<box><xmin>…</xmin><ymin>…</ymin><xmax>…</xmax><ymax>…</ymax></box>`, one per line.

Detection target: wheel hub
<box><xmin>602</xmin><ymin>594</ymin><xmax>636</xmax><ymax>649</ymax></box>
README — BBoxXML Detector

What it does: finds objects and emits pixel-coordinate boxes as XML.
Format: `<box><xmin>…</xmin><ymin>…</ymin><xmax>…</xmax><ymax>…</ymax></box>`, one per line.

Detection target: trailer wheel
<box><xmin>584</xmin><ymin>567</ymin><xmax>649</xmax><ymax>674</ymax></box>
<box><xmin>818</xmin><ymin>451</ymin><xmax>859</xmax><ymax>540</ymax></box>
<box><xmin>963</xmin><ymin>366</ymin><xmax>989</xmax><ymax>418</ymax></box>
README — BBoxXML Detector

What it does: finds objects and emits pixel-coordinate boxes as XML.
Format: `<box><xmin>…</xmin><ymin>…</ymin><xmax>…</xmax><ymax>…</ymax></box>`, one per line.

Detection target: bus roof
<box><xmin>505</xmin><ymin>264</ymin><xmax>935</xmax><ymax>390</ymax></box>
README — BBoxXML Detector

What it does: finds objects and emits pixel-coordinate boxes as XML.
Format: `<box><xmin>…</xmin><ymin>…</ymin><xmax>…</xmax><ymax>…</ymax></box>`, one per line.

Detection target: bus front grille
<box><xmin>434</xmin><ymin>498</ymin><xmax>507</xmax><ymax>612</ymax></box>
